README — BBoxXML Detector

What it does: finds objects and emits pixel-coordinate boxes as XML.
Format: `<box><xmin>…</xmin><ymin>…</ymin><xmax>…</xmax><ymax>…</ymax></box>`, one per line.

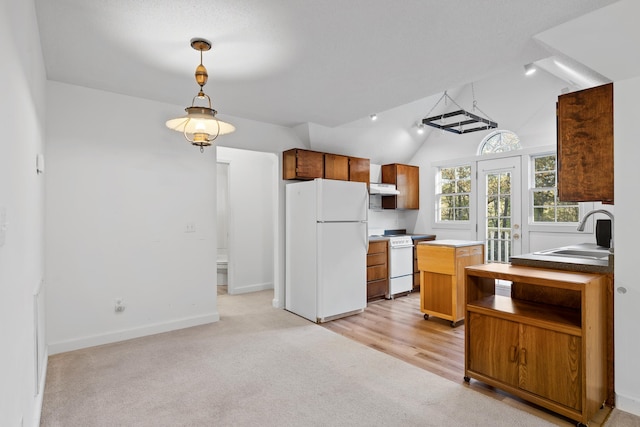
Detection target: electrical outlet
<box><xmin>185</xmin><ymin>222</ymin><xmax>196</xmax><ymax>233</ymax></box>
<box><xmin>114</xmin><ymin>298</ymin><xmax>125</xmax><ymax>313</ymax></box>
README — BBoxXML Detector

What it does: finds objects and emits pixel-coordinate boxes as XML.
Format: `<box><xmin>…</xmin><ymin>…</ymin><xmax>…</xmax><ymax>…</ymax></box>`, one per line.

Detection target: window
<box><xmin>531</xmin><ymin>154</ymin><xmax>579</xmax><ymax>223</ymax></box>
<box><xmin>479</xmin><ymin>130</ymin><xmax>522</xmax><ymax>155</ymax></box>
<box><xmin>436</xmin><ymin>165</ymin><xmax>471</xmax><ymax>222</ymax></box>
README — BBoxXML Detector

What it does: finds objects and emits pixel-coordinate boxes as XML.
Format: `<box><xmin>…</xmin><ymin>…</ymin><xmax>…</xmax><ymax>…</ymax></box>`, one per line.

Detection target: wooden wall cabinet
<box><xmin>417</xmin><ymin>241</ymin><xmax>484</xmax><ymax>326</ymax></box>
<box><xmin>412</xmin><ymin>236</ymin><xmax>436</xmax><ymax>291</ymax></box>
<box><xmin>557</xmin><ymin>82</ymin><xmax>614</xmax><ymax>203</ymax></box>
<box><xmin>283</xmin><ymin>149</ymin><xmax>370</xmax><ymax>187</ymax></box>
<box><xmin>348</xmin><ymin>156</ymin><xmax>370</xmax><ymax>186</ymax></box>
<box><xmin>381</xmin><ymin>164</ymin><xmax>419</xmax><ymax>210</ymax></box>
<box><xmin>464</xmin><ymin>263</ymin><xmax>607</xmax><ymax>426</ymax></box>
<box><xmin>366</xmin><ymin>240</ymin><xmax>388</xmax><ymax>301</ymax></box>
<box><xmin>283</xmin><ymin>149</ymin><xmax>324</xmax><ymax>180</ymax></box>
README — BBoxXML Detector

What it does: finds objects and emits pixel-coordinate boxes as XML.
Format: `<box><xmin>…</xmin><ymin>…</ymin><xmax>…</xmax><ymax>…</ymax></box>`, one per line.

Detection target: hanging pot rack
<box><xmin>421</xmin><ymin>86</ymin><xmax>497</xmax><ymax>135</ymax></box>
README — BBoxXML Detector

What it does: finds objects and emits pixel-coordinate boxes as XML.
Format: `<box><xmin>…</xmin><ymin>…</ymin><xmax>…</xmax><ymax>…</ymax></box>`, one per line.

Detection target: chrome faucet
<box><xmin>577</xmin><ymin>209</ymin><xmax>614</xmax><ymax>253</ymax></box>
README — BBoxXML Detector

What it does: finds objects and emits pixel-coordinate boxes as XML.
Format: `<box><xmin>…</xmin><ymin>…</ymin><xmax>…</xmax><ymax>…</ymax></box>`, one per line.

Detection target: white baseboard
<box><xmin>48</xmin><ymin>312</ymin><xmax>220</xmax><ymax>355</ymax></box>
<box><xmin>616</xmin><ymin>393</ymin><xmax>640</xmax><ymax>417</ymax></box>
<box><xmin>228</xmin><ymin>281</ymin><xmax>273</xmax><ymax>295</ymax></box>
<box><xmin>32</xmin><ymin>347</ymin><xmax>48</xmax><ymax>427</ymax></box>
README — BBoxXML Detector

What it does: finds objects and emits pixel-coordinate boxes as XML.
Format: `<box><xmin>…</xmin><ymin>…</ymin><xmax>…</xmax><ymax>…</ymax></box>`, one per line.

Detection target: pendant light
<box><xmin>166</xmin><ymin>38</ymin><xmax>235</xmax><ymax>152</ymax></box>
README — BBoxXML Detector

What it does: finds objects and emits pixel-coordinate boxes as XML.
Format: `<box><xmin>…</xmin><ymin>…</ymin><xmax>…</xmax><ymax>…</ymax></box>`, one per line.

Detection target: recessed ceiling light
<box><xmin>370</xmin><ymin>114</ymin><xmax>377</xmax><ymax>121</ymax></box>
<box><xmin>524</xmin><ymin>63</ymin><xmax>537</xmax><ymax>76</ymax></box>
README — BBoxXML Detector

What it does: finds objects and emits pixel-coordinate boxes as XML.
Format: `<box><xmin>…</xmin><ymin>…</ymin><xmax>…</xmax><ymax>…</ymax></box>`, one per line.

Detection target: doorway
<box><xmin>216</xmin><ymin>162</ymin><xmax>230</xmax><ymax>294</ymax></box>
<box><xmin>477</xmin><ymin>156</ymin><xmax>522</xmax><ymax>263</ymax></box>
<box><xmin>216</xmin><ymin>147</ymin><xmax>279</xmax><ymax>302</ymax></box>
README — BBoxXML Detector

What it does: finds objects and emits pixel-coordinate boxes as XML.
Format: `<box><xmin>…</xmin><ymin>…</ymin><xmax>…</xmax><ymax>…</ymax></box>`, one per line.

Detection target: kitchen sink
<box><xmin>533</xmin><ymin>247</ymin><xmax>610</xmax><ymax>261</ymax></box>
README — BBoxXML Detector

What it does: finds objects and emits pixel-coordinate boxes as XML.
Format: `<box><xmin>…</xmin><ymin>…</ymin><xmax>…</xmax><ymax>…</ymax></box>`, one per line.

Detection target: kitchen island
<box><xmin>417</xmin><ymin>240</ymin><xmax>484</xmax><ymax>326</ymax></box>
<box><xmin>464</xmin><ymin>262</ymin><xmax>610</xmax><ymax>426</ymax></box>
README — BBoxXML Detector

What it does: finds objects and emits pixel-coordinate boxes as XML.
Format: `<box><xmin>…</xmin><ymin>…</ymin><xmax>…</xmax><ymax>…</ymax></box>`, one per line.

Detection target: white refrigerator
<box><xmin>285</xmin><ymin>179</ymin><xmax>368</xmax><ymax>323</ymax></box>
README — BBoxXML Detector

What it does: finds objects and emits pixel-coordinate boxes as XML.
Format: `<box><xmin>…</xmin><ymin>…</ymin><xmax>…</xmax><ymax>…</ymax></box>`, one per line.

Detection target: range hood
<box><xmin>369</xmin><ymin>182</ymin><xmax>400</xmax><ymax>195</ymax></box>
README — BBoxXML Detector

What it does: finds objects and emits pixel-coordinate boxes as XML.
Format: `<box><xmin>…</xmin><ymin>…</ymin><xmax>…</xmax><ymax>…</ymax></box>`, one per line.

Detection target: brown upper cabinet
<box><xmin>381</xmin><ymin>164</ymin><xmax>419</xmax><ymax>209</ymax></box>
<box><xmin>283</xmin><ymin>149</ymin><xmax>370</xmax><ymax>187</ymax></box>
<box><xmin>283</xmin><ymin>149</ymin><xmax>324</xmax><ymax>180</ymax></box>
<box><xmin>348</xmin><ymin>156</ymin><xmax>370</xmax><ymax>186</ymax></box>
<box><xmin>324</xmin><ymin>153</ymin><xmax>349</xmax><ymax>181</ymax></box>
<box><xmin>557</xmin><ymin>83</ymin><xmax>613</xmax><ymax>204</ymax></box>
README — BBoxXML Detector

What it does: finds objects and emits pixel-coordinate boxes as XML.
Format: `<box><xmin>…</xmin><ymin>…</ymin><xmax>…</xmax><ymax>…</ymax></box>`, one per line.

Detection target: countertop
<box><xmin>418</xmin><ymin>239</ymin><xmax>484</xmax><ymax>248</ymax></box>
<box><xmin>509</xmin><ymin>243</ymin><xmax>613</xmax><ymax>273</ymax></box>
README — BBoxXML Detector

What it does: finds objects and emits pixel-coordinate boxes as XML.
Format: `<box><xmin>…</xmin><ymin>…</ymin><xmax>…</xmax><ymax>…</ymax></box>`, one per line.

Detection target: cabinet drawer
<box><xmin>418</xmin><ymin>245</ymin><xmax>455</xmax><ymax>275</ymax></box>
<box><xmin>367</xmin><ymin>252</ymin><xmax>387</xmax><ymax>267</ymax></box>
<box><xmin>368</xmin><ymin>240</ymin><xmax>387</xmax><ymax>254</ymax></box>
<box><xmin>367</xmin><ymin>278</ymin><xmax>388</xmax><ymax>300</ymax></box>
<box><xmin>367</xmin><ymin>265</ymin><xmax>387</xmax><ymax>281</ymax></box>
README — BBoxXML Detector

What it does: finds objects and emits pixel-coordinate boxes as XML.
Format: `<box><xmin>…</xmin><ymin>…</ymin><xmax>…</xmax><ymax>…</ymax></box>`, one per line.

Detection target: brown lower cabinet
<box><xmin>366</xmin><ymin>240</ymin><xmax>388</xmax><ymax>301</ymax></box>
<box><xmin>412</xmin><ymin>236</ymin><xmax>436</xmax><ymax>291</ymax></box>
<box><xmin>417</xmin><ymin>241</ymin><xmax>484</xmax><ymax>326</ymax></box>
<box><xmin>464</xmin><ymin>263</ymin><xmax>608</xmax><ymax>426</ymax></box>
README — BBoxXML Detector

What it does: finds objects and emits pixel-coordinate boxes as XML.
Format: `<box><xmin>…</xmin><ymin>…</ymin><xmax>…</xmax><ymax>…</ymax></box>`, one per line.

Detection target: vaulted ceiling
<box><xmin>35</xmin><ymin>0</ymin><xmax>617</xmax><ymax>131</ymax></box>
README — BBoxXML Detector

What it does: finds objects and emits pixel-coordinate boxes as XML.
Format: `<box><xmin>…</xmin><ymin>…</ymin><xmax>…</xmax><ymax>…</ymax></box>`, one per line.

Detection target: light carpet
<box><xmin>40</xmin><ymin>290</ymin><xmax>629</xmax><ymax>426</ymax></box>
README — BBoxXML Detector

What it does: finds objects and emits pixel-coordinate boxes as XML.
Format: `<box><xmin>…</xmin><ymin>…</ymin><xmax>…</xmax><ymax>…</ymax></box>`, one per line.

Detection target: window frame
<box><xmin>526</xmin><ymin>151</ymin><xmax>592</xmax><ymax>233</ymax></box>
<box><xmin>432</xmin><ymin>162</ymin><xmax>476</xmax><ymax>230</ymax></box>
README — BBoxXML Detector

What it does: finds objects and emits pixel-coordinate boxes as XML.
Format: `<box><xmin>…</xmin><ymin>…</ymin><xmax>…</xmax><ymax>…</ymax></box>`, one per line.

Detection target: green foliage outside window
<box><xmin>532</xmin><ymin>155</ymin><xmax>579</xmax><ymax>223</ymax></box>
<box><xmin>437</xmin><ymin>166</ymin><xmax>471</xmax><ymax>221</ymax></box>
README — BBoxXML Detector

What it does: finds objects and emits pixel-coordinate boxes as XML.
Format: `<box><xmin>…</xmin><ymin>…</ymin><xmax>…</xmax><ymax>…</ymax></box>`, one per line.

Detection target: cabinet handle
<box><xmin>519</xmin><ymin>348</ymin><xmax>527</xmax><ymax>366</ymax></box>
<box><xmin>509</xmin><ymin>345</ymin><xmax>518</xmax><ymax>362</ymax></box>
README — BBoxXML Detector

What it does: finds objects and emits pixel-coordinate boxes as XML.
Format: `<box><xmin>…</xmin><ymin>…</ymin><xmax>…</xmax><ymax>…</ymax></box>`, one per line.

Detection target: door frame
<box><xmin>477</xmin><ymin>155</ymin><xmax>523</xmax><ymax>262</ymax></box>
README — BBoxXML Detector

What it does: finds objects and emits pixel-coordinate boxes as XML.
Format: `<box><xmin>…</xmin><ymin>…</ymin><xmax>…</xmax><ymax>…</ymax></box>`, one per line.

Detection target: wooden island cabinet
<box><xmin>464</xmin><ymin>263</ymin><xmax>608</xmax><ymax>426</ymax></box>
<box><xmin>416</xmin><ymin>240</ymin><xmax>484</xmax><ymax>326</ymax></box>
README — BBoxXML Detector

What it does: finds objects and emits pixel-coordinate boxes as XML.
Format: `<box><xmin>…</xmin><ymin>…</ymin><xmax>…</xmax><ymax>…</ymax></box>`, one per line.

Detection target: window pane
<box><xmin>457</xmin><ymin>179</ymin><xmax>471</xmax><ymax>193</ymax></box>
<box><xmin>557</xmin><ymin>207</ymin><xmax>580</xmax><ymax>222</ymax></box>
<box><xmin>534</xmin><ymin>156</ymin><xmax>555</xmax><ymax>171</ymax></box>
<box><xmin>533</xmin><ymin>190</ymin><xmax>555</xmax><ymax>206</ymax></box>
<box><xmin>440</xmin><ymin>207</ymin><xmax>453</xmax><ymax>221</ymax></box>
<box><xmin>457</xmin><ymin>166</ymin><xmax>471</xmax><ymax>179</ymax></box>
<box><xmin>441</xmin><ymin>168</ymin><xmax>455</xmax><ymax>180</ymax></box>
<box><xmin>535</xmin><ymin>172</ymin><xmax>556</xmax><ymax>188</ymax></box>
<box><xmin>441</xmin><ymin>182</ymin><xmax>455</xmax><ymax>193</ymax></box>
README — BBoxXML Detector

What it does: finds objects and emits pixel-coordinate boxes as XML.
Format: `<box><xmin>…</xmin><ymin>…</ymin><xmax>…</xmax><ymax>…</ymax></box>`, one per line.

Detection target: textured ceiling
<box><xmin>35</xmin><ymin>0</ymin><xmax>617</xmax><ymax>128</ymax></box>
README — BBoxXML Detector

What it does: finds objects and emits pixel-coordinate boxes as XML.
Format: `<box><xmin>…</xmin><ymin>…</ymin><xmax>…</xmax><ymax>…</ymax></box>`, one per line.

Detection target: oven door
<box><xmin>388</xmin><ymin>245</ymin><xmax>414</xmax><ymax>296</ymax></box>
<box><xmin>389</xmin><ymin>245</ymin><xmax>414</xmax><ymax>278</ymax></box>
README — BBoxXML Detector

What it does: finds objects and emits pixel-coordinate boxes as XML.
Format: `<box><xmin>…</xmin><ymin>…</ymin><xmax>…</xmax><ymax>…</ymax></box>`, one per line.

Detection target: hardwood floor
<box><xmin>322</xmin><ymin>291</ymin><xmax>612</xmax><ymax>427</ymax></box>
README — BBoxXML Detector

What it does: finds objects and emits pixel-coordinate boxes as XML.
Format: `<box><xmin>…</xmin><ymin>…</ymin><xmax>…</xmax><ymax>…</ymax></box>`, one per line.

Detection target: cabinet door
<box><xmin>381</xmin><ymin>164</ymin><xmax>419</xmax><ymax>210</ymax></box>
<box><xmin>283</xmin><ymin>149</ymin><xmax>324</xmax><ymax>180</ymax></box>
<box><xmin>519</xmin><ymin>325</ymin><xmax>582</xmax><ymax>411</ymax></box>
<box><xmin>349</xmin><ymin>157</ymin><xmax>370</xmax><ymax>185</ymax></box>
<box><xmin>467</xmin><ymin>313</ymin><xmax>520</xmax><ymax>386</ymax></box>
<box><xmin>421</xmin><ymin>272</ymin><xmax>453</xmax><ymax>315</ymax></box>
<box><xmin>324</xmin><ymin>153</ymin><xmax>349</xmax><ymax>181</ymax></box>
<box><xmin>557</xmin><ymin>83</ymin><xmax>613</xmax><ymax>203</ymax></box>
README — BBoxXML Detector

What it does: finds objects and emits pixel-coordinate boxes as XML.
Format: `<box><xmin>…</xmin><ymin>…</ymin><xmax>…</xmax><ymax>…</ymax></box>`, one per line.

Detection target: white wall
<box><xmin>613</xmin><ymin>77</ymin><xmax>640</xmax><ymax>415</ymax></box>
<box><xmin>0</xmin><ymin>1</ymin><xmax>47</xmax><ymax>425</ymax></box>
<box><xmin>216</xmin><ymin>147</ymin><xmax>278</xmax><ymax>297</ymax></box>
<box><xmin>45</xmin><ymin>82</ymin><xmax>221</xmax><ymax>354</ymax></box>
<box><xmin>44</xmin><ymin>82</ymin><xmax>303</xmax><ymax>353</ymax></box>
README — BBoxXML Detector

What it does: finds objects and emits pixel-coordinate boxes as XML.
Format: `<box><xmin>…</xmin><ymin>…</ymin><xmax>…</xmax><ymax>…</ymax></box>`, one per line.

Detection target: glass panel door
<box><xmin>477</xmin><ymin>157</ymin><xmax>521</xmax><ymax>263</ymax></box>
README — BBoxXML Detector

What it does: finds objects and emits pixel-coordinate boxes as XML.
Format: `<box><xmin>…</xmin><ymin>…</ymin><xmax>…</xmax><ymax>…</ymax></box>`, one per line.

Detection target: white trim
<box><xmin>229</xmin><ymin>281</ymin><xmax>274</xmax><ymax>295</ymax></box>
<box><xmin>616</xmin><ymin>393</ymin><xmax>640</xmax><ymax>418</ymax></box>
<box><xmin>47</xmin><ymin>313</ymin><xmax>220</xmax><ymax>355</ymax></box>
<box><xmin>32</xmin><ymin>347</ymin><xmax>48</xmax><ymax>427</ymax></box>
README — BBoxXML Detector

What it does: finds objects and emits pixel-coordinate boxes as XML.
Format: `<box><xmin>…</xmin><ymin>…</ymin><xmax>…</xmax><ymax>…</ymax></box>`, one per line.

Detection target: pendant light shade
<box><xmin>166</xmin><ymin>38</ymin><xmax>235</xmax><ymax>151</ymax></box>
